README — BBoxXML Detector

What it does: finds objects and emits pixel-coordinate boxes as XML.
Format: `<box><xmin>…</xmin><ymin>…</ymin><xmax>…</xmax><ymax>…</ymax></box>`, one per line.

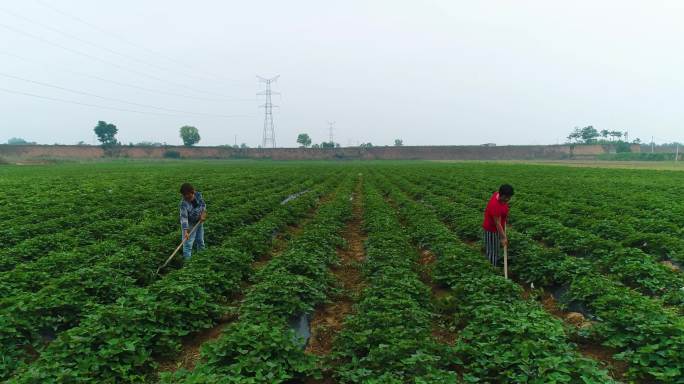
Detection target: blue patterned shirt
<box><xmin>179</xmin><ymin>191</ymin><xmax>206</xmax><ymax>230</ymax></box>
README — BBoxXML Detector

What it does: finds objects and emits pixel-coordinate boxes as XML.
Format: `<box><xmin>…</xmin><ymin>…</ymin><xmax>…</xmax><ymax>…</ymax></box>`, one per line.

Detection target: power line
<box><xmin>0</xmin><ymin>22</ymin><xmax>237</xmax><ymax>100</ymax></box>
<box><xmin>257</xmin><ymin>75</ymin><xmax>279</xmax><ymax>148</ymax></box>
<box><xmin>0</xmin><ymin>86</ymin><xmax>252</xmax><ymax>118</ymax></box>
<box><xmin>0</xmin><ymin>51</ymin><xmax>253</xmax><ymax>103</ymax></box>
<box><xmin>0</xmin><ymin>5</ymin><xmax>238</xmax><ymax>86</ymax></box>
<box><xmin>33</xmin><ymin>0</ymin><xmax>241</xmax><ymax>85</ymax></box>
<box><xmin>0</xmin><ymin>72</ymin><xmax>247</xmax><ymax>118</ymax></box>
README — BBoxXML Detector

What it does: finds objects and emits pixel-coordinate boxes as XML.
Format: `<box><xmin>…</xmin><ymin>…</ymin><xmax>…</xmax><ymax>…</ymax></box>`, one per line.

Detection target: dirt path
<box><xmin>305</xmin><ymin>179</ymin><xmax>365</xmax><ymax>357</ymax></box>
<box><xmin>156</xmin><ymin>311</ymin><xmax>237</xmax><ymax>373</ymax></box>
<box><xmin>417</xmin><ymin>249</ymin><xmax>459</xmax><ymax>346</ymax></box>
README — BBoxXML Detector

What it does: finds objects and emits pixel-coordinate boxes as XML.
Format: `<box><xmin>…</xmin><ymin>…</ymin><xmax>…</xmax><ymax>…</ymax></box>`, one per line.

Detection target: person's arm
<box><xmin>197</xmin><ymin>192</ymin><xmax>207</xmax><ymax>222</ymax></box>
<box><xmin>180</xmin><ymin>204</ymin><xmax>190</xmax><ymax>240</ymax></box>
<box><xmin>494</xmin><ymin>216</ymin><xmax>508</xmax><ymax>247</ymax></box>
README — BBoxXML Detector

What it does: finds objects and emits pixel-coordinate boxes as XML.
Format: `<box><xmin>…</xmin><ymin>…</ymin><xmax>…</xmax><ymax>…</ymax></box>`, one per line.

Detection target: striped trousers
<box><xmin>484</xmin><ymin>230</ymin><xmax>501</xmax><ymax>267</ymax></box>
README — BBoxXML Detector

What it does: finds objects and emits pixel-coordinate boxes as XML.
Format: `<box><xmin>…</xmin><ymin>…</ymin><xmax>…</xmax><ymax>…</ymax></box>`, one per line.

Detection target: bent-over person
<box><xmin>482</xmin><ymin>184</ymin><xmax>514</xmax><ymax>267</ymax></box>
<box><xmin>179</xmin><ymin>183</ymin><xmax>207</xmax><ymax>260</ymax></box>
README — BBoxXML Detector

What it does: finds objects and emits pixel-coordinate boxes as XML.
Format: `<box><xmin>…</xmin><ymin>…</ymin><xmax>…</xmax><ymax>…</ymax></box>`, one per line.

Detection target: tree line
<box><xmin>296</xmin><ymin>133</ymin><xmax>404</xmax><ymax>148</ymax></box>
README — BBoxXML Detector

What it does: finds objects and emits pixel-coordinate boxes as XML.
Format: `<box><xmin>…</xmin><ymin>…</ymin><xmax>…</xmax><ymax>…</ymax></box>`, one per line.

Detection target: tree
<box><xmin>609</xmin><ymin>131</ymin><xmax>623</xmax><ymax>141</ymax></box>
<box><xmin>633</xmin><ymin>138</ymin><xmax>642</xmax><ymax>144</ymax></box>
<box><xmin>359</xmin><ymin>142</ymin><xmax>373</xmax><ymax>148</ymax></box>
<box><xmin>296</xmin><ymin>133</ymin><xmax>312</xmax><ymax>148</ymax></box>
<box><xmin>394</xmin><ymin>139</ymin><xmax>404</xmax><ymax>146</ymax></box>
<box><xmin>93</xmin><ymin>121</ymin><xmax>118</xmax><ymax>147</ymax></box>
<box><xmin>135</xmin><ymin>141</ymin><xmax>162</xmax><ymax>147</ymax></box>
<box><xmin>600</xmin><ymin>129</ymin><xmax>609</xmax><ymax>139</ymax></box>
<box><xmin>240</xmin><ymin>143</ymin><xmax>249</xmax><ymax>149</ymax></box>
<box><xmin>567</xmin><ymin>127</ymin><xmax>582</xmax><ymax>143</ymax></box>
<box><xmin>179</xmin><ymin>126</ymin><xmax>200</xmax><ymax>146</ymax></box>
<box><xmin>6</xmin><ymin>137</ymin><xmax>35</xmax><ymax>145</ymax></box>
<box><xmin>311</xmin><ymin>143</ymin><xmax>320</xmax><ymax>149</ymax></box>
<box><xmin>580</xmin><ymin>126</ymin><xmax>599</xmax><ymax>143</ymax></box>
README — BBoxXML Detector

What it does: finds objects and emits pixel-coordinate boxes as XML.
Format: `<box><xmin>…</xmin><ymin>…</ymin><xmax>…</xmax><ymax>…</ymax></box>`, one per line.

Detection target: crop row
<box><xmin>372</xmin><ymin>174</ymin><xmax>615</xmax><ymax>383</ymax></box>
<box><xmin>389</xmin><ymin>171</ymin><xmax>684</xmax><ymax>382</ymax></box>
<box><xmin>0</xmin><ymin>165</ymin><xmax>287</xmax><ymax>247</ymax></box>
<box><xmin>407</xmin><ymin>171</ymin><xmax>684</xmax><ymax>310</ymax></box>
<box><xmin>401</xmin><ymin>165</ymin><xmax>684</xmax><ymax>264</ymax></box>
<box><xmin>161</xmin><ymin>174</ymin><xmax>355</xmax><ymax>383</ymax></box>
<box><xmin>431</xmin><ymin>166</ymin><xmax>684</xmax><ymax>263</ymax></box>
<box><xmin>329</xmin><ymin>181</ymin><xmax>458</xmax><ymax>382</ymax></box>
<box><xmin>0</xmin><ymin>176</ymin><xmax>306</xmax><ymax>302</ymax></box>
<box><xmin>0</xmin><ymin>174</ymin><xmax>280</xmax><ymax>272</ymax></box>
<box><xmin>424</xmin><ymin>164</ymin><xmax>684</xmax><ymax>229</ymax></box>
<box><xmin>7</xmin><ymin>173</ymin><xmax>343</xmax><ymax>383</ymax></box>
<box><xmin>0</xmin><ymin>175</ymin><xmax>322</xmax><ymax>380</ymax></box>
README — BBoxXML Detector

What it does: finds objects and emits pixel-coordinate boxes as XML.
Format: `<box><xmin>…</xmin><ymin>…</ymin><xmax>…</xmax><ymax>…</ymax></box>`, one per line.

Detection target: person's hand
<box><xmin>200</xmin><ymin>211</ymin><xmax>207</xmax><ymax>223</ymax></box>
<box><xmin>501</xmin><ymin>237</ymin><xmax>509</xmax><ymax>248</ymax></box>
<box><xmin>184</xmin><ymin>229</ymin><xmax>190</xmax><ymax>241</ymax></box>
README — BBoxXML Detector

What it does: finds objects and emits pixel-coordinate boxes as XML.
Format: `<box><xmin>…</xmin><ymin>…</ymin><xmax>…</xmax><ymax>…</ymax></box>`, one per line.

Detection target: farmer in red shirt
<box><xmin>482</xmin><ymin>184</ymin><xmax>514</xmax><ymax>267</ymax></box>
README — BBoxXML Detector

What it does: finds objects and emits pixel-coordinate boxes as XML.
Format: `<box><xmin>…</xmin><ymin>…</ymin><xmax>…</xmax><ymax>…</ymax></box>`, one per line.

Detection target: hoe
<box><xmin>155</xmin><ymin>220</ymin><xmax>202</xmax><ymax>276</ymax></box>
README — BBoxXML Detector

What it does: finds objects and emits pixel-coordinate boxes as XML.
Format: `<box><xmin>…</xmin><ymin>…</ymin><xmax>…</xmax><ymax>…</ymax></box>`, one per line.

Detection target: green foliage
<box><xmin>385</xmin><ymin>163</ymin><xmax>684</xmax><ymax>382</ymax></box>
<box><xmin>163</xmin><ymin>150</ymin><xmax>182</xmax><ymax>159</ymax></box>
<box><xmin>0</xmin><ymin>163</ymin><xmax>342</xmax><ymax>381</ymax></box>
<box><xmin>374</xmin><ymin>176</ymin><xmax>614</xmax><ymax>383</ymax></box>
<box><xmin>598</xmin><ymin>152</ymin><xmax>677</xmax><ymax>161</ymax></box>
<box><xmin>93</xmin><ymin>120</ymin><xmax>118</xmax><ymax>147</ymax></box>
<box><xmin>567</xmin><ymin>125</ymin><xmax>600</xmax><ymax>144</ymax></box>
<box><xmin>332</xmin><ymin>184</ymin><xmax>459</xmax><ymax>382</ymax></box>
<box><xmin>296</xmin><ymin>133</ymin><xmax>312</xmax><ymax>148</ymax></box>
<box><xmin>179</xmin><ymin>125</ymin><xmax>201</xmax><ymax>146</ymax></box>
<box><xmin>6</xmin><ymin>137</ymin><xmax>35</xmax><ymax>145</ymax></box>
<box><xmin>162</xmin><ymin>322</ymin><xmax>319</xmax><ymax>383</ymax></box>
<box><xmin>320</xmin><ymin>141</ymin><xmax>339</xmax><ymax>148</ymax></box>
<box><xmin>184</xmin><ymin>178</ymin><xmax>352</xmax><ymax>382</ymax></box>
<box><xmin>2</xmin><ymin>161</ymin><xmax>684</xmax><ymax>383</ymax></box>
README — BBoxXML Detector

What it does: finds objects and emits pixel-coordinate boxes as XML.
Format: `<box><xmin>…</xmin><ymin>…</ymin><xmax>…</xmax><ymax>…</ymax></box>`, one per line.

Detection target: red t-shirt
<box><xmin>482</xmin><ymin>192</ymin><xmax>509</xmax><ymax>233</ymax></box>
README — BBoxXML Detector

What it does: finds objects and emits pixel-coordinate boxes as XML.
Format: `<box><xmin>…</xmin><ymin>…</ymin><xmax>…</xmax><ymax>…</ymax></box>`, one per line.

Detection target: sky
<box><xmin>0</xmin><ymin>0</ymin><xmax>682</xmax><ymax>147</ymax></box>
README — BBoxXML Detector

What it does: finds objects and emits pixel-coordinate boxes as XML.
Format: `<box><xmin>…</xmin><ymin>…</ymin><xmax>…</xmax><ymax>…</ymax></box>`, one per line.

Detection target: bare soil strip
<box><xmin>385</xmin><ymin>195</ymin><xmax>459</xmax><ymax>347</ymax></box>
<box><xmin>156</xmin><ymin>312</ymin><xmax>237</xmax><ymax>373</ymax></box>
<box><xmin>156</xmin><ymin>190</ymin><xmax>333</xmax><ymax>376</ymax></box>
<box><xmin>306</xmin><ymin>179</ymin><xmax>365</xmax><ymax>356</ymax></box>
<box><xmin>418</xmin><ymin>249</ymin><xmax>458</xmax><ymax>346</ymax></box>
<box><xmin>522</xmin><ymin>287</ymin><xmax>628</xmax><ymax>380</ymax></box>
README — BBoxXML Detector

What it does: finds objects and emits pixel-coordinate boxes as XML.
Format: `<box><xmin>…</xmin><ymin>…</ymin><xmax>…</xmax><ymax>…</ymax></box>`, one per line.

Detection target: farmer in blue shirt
<box><xmin>179</xmin><ymin>183</ymin><xmax>207</xmax><ymax>259</ymax></box>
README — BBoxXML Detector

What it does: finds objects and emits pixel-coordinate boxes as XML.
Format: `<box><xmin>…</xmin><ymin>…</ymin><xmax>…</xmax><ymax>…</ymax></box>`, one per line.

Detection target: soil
<box><xmin>661</xmin><ymin>260</ymin><xmax>681</xmax><ymax>271</ymax></box>
<box><xmin>417</xmin><ymin>248</ymin><xmax>459</xmax><ymax>346</ymax></box>
<box><xmin>154</xmin><ymin>192</ymin><xmax>332</xmax><ymax>376</ymax></box>
<box><xmin>524</xmin><ymin>288</ymin><xmax>627</xmax><ymax>380</ymax></box>
<box><xmin>253</xmin><ymin>224</ymin><xmax>304</xmax><ymax>270</ymax></box>
<box><xmin>306</xmin><ymin>180</ymin><xmax>366</xmax><ymax>357</ymax></box>
<box><xmin>156</xmin><ymin>312</ymin><xmax>237</xmax><ymax>373</ymax></box>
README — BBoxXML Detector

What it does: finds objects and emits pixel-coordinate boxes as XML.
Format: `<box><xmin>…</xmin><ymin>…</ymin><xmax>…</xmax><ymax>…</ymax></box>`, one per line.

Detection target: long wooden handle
<box><xmin>155</xmin><ymin>220</ymin><xmax>202</xmax><ymax>275</ymax></box>
<box><xmin>504</xmin><ymin>245</ymin><xmax>508</xmax><ymax>279</ymax></box>
<box><xmin>503</xmin><ymin>223</ymin><xmax>508</xmax><ymax>279</ymax></box>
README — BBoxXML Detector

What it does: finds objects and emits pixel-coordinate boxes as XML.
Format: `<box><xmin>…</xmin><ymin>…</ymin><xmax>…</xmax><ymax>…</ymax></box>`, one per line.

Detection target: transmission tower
<box><xmin>257</xmin><ymin>75</ymin><xmax>279</xmax><ymax>148</ymax></box>
<box><xmin>328</xmin><ymin>121</ymin><xmax>335</xmax><ymax>144</ymax></box>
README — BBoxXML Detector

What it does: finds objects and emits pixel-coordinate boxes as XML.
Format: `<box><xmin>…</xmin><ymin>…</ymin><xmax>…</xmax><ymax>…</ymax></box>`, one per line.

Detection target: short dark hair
<box><xmin>180</xmin><ymin>183</ymin><xmax>194</xmax><ymax>194</ymax></box>
<box><xmin>499</xmin><ymin>184</ymin><xmax>514</xmax><ymax>197</ymax></box>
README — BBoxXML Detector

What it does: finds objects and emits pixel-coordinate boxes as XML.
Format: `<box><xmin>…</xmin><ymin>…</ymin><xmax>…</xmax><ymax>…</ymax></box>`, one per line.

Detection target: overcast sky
<box><xmin>0</xmin><ymin>0</ymin><xmax>682</xmax><ymax>147</ymax></box>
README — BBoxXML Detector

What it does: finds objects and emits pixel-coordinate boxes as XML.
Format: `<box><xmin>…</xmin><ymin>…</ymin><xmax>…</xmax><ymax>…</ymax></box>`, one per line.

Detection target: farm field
<box><xmin>0</xmin><ymin>161</ymin><xmax>683</xmax><ymax>383</ymax></box>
